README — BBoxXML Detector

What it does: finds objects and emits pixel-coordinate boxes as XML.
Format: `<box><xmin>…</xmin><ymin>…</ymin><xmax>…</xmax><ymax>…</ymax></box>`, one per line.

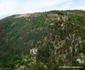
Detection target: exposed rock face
<box><xmin>77</xmin><ymin>58</ymin><xmax>84</xmax><ymax>64</ymax></box>
<box><xmin>18</xmin><ymin>65</ymin><xmax>26</xmax><ymax>70</ymax></box>
<box><xmin>62</xmin><ymin>16</ymin><xmax>68</xmax><ymax>21</ymax></box>
<box><xmin>30</xmin><ymin>48</ymin><xmax>37</xmax><ymax>55</ymax></box>
<box><xmin>14</xmin><ymin>14</ymin><xmax>31</xmax><ymax>18</ymax></box>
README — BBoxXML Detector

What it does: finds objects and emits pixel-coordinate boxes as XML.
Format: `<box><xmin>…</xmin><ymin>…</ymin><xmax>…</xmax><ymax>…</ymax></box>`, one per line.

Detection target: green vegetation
<box><xmin>0</xmin><ymin>10</ymin><xmax>85</xmax><ymax>70</ymax></box>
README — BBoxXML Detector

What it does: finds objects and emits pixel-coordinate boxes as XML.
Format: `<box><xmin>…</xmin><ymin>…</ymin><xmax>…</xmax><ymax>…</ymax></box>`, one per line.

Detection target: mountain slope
<box><xmin>0</xmin><ymin>10</ymin><xmax>85</xmax><ymax>70</ymax></box>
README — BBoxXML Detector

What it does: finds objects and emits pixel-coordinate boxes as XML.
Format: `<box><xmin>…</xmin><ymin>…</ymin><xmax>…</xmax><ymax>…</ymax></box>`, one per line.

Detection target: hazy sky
<box><xmin>0</xmin><ymin>0</ymin><xmax>85</xmax><ymax>19</ymax></box>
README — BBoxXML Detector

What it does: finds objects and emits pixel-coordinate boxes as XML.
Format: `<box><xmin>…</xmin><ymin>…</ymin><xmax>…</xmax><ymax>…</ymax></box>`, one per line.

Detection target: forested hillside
<box><xmin>0</xmin><ymin>10</ymin><xmax>85</xmax><ymax>70</ymax></box>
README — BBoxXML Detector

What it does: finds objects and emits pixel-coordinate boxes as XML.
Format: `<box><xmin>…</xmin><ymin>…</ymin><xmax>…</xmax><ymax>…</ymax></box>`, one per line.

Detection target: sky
<box><xmin>0</xmin><ymin>0</ymin><xmax>85</xmax><ymax>19</ymax></box>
